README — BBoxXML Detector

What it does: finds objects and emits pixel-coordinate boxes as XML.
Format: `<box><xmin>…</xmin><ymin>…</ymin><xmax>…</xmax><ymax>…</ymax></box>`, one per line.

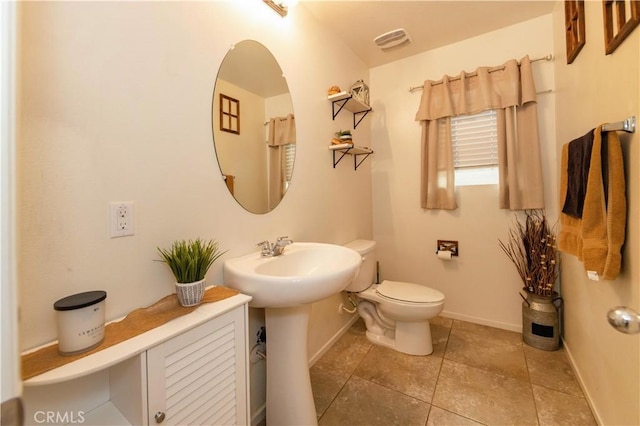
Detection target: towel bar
<box><xmin>601</xmin><ymin>116</ymin><xmax>636</xmax><ymax>133</ymax></box>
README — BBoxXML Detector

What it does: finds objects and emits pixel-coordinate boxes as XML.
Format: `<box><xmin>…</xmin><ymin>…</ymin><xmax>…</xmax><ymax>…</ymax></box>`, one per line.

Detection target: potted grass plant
<box><xmin>157</xmin><ymin>238</ymin><xmax>227</xmax><ymax>307</ymax></box>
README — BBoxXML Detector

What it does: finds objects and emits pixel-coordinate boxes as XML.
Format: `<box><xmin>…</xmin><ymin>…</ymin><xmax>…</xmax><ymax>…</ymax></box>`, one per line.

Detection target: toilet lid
<box><xmin>376</xmin><ymin>280</ymin><xmax>445</xmax><ymax>303</ymax></box>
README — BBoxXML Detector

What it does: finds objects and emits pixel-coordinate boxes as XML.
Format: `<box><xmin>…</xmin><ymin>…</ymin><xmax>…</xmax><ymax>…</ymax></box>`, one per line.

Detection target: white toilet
<box><xmin>344</xmin><ymin>240</ymin><xmax>445</xmax><ymax>356</ymax></box>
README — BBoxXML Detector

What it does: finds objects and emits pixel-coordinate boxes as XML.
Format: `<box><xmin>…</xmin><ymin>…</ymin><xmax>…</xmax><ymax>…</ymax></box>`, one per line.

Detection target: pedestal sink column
<box><xmin>265</xmin><ymin>305</ymin><xmax>317</xmax><ymax>426</ymax></box>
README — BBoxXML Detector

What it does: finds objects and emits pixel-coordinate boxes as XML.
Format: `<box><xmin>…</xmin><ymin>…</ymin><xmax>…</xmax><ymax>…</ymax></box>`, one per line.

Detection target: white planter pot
<box><xmin>175</xmin><ymin>278</ymin><xmax>206</xmax><ymax>307</ymax></box>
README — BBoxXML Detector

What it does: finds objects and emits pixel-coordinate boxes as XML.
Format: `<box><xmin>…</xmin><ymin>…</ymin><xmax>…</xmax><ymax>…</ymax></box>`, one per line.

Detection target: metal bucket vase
<box><xmin>521</xmin><ymin>289</ymin><xmax>563</xmax><ymax>351</ymax></box>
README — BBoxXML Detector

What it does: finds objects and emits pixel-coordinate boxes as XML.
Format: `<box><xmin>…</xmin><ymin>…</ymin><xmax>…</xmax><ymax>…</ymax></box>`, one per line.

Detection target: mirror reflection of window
<box><xmin>212</xmin><ymin>40</ymin><xmax>295</xmax><ymax>214</ymax></box>
<box><xmin>220</xmin><ymin>94</ymin><xmax>240</xmax><ymax>134</ymax></box>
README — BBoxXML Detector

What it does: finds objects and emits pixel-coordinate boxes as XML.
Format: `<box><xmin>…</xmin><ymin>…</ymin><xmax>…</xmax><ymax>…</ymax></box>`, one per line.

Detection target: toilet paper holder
<box><xmin>436</xmin><ymin>240</ymin><xmax>458</xmax><ymax>256</ymax></box>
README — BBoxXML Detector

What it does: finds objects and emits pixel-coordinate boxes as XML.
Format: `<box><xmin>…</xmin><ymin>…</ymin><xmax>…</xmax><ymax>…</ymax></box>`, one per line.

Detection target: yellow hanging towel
<box><xmin>559</xmin><ymin>125</ymin><xmax>626</xmax><ymax>280</ymax></box>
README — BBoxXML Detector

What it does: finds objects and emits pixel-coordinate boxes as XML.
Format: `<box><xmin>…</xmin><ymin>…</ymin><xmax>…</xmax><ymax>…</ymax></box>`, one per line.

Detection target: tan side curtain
<box><xmin>415</xmin><ymin>56</ymin><xmax>544</xmax><ymax>210</ymax></box>
<box><xmin>421</xmin><ymin>117</ymin><xmax>457</xmax><ymax>209</ymax></box>
<box><xmin>267</xmin><ymin>114</ymin><xmax>295</xmax><ymax>210</ymax></box>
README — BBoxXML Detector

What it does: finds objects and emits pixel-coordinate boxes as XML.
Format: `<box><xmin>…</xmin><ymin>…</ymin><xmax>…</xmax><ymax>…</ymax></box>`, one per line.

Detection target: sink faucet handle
<box><xmin>257</xmin><ymin>240</ymin><xmax>273</xmax><ymax>256</ymax></box>
<box><xmin>276</xmin><ymin>236</ymin><xmax>293</xmax><ymax>245</ymax></box>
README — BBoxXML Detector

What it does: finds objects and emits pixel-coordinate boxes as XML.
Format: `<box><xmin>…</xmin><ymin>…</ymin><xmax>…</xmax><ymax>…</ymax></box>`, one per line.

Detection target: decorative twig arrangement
<box><xmin>499</xmin><ymin>210</ymin><xmax>559</xmax><ymax>296</ymax></box>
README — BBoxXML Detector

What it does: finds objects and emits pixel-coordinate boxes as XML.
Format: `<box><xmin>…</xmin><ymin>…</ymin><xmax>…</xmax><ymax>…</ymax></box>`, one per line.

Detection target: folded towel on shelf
<box><xmin>562</xmin><ymin>129</ymin><xmax>594</xmax><ymax>218</ymax></box>
<box><xmin>559</xmin><ymin>126</ymin><xmax>626</xmax><ymax>280</ymax></box>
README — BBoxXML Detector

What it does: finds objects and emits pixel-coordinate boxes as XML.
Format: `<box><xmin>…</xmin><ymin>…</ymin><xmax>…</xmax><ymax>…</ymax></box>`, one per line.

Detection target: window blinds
<box><xmin>450</xmin><ymin>110</ymin><xmax>498</xmax><ymax>169</ymax></box>
<box><xmin>284</xmin><ymin>144</ymin><xmax>295</xmax><ymax>182</ymax></box>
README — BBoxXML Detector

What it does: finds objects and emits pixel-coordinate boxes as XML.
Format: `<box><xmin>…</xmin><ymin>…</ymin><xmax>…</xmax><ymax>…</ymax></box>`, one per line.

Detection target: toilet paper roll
<box><xmin>437</xmin><ymin>250</ymin><xmax>452</xmax><ymax>260</ymax></box>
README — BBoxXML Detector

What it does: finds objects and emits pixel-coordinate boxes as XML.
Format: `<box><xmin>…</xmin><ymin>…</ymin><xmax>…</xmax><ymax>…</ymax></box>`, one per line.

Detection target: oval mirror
<box><xmin>212</xmin><ymin>40</ymin><xmax>295</xmax><ymax>214</ymax></box>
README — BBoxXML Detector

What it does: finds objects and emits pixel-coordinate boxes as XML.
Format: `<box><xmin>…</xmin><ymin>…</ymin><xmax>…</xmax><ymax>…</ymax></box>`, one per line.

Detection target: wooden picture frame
<box><xmin>565</xmin><ymin>0</ymin><xmax>586</xmax><ymax>64</ymax></box>
<box><xmin>220</xmin><ymin>94</ymin><xmax>240</xmax><ymax>134</ymax></box>
<box><xmin>603</xmin><ymin>0</ymin><xmax>640</xmax><ymax>54</ymax></box>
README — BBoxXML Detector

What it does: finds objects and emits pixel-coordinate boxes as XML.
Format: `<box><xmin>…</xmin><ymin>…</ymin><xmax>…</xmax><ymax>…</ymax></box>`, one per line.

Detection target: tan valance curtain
<box><xmin>415</xmin><ymin>56</ymin><xmax>544</xmax><ymax>210</ymax></box>
<box><xmin>267</xmin><ymin>114</ymin><xmax>296</xmax><ymax>146</ymax></box>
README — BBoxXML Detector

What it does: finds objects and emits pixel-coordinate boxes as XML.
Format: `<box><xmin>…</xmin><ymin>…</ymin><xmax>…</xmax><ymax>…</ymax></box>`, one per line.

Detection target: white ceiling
<box><xmin>298</xmin><ymin>1</ymin><xmax>557</xmax><ymax>68</ymax></box>
<box><xmin>219</xmin><ymin>1</ymin><xmax>557</xmax><ymax>97</ymax></box>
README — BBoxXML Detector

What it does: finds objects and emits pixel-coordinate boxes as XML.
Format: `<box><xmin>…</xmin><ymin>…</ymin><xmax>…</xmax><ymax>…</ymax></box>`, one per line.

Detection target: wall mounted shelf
<box><xmin>329</xmin><ymin>144</ymin><xmax>374</xmax><ymax>170</ymax></box>
<box><xmin>328</xmin><ymin>91</ymin><xmax>372</xmax><ymax>129</ymax></box>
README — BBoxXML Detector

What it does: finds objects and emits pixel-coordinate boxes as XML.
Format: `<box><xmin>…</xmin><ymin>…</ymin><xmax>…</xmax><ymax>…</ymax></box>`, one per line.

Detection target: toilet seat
<box><xmin>375</xmin><ymin>280</ymin><xmax>445</xmax><ymax>304</ymax></box>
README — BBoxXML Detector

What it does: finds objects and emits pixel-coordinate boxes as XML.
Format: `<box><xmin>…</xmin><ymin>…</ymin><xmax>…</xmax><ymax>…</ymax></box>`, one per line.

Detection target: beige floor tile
<box><xmin>445</xmin><ymin>328</ymin><xmax>529</xmax><ymax>381</ymax></box>
<box><xmin>348</xmin><ymin>317</ymin><xmax>368</xmax><ymax>336</ymax></box>
<box><xmin>431</xmin><ymin>316</ymin><xmax>454</xmax><ymax>329</ymax></box>
<box><xmin>524</xmin><ymin>345</ymin><xmax>583</xmax><ymax>397</ymax></box>
<box><xmin>315</xmin><ymin>322</ymin><xmax>372</xmax><ymax>375</ymax></box>
<box><xmin>452</xmin><ymin>320</ymin><xmax>523</xmax><ymax>345</ymax></box>
<box><xmin>532</xmin><ymin>384</ymin><xmax>597</xmax><ymax>425</ymax></box>
<box><xmin>427</xmin><ymin>406</ymin><xmax>484</xmax><ymax>426</ymax></box>
<box><xmin>431</xmin><ymin>323</ymin><xmax>451</xmax><ymax>358</ymax></box>
<box><xmin>310</xmin><ymin>361</ymin><xmax>352</xmax><ymax>418</ymax></box>
<box><xmin>433</xmin><ymin>360</ymin><xmax>538</xmax><ymax>426</ymax></box>
<box><xmin>319</xmin><ymin>375</ymin><xmax>430</xmax><ymax>426</ymax></box>
<box><xmin>314</xmin><ymin>318</ymin><xmax>595</xmax><ymax>426</ymax></box>
<box><xmin>354</xmin><ymin>345</ymin><xmax>443</xmax><ymax>402</ymax></box>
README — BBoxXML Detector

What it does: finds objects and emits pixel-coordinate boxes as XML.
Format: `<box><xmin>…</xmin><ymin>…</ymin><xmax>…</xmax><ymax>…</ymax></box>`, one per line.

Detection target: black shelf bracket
<box><xmin>331</xmin><ymin>98</ymin><xmax>349</xmax><ymax>120</ymax></box>
<box><xmin>332</xmin><ymin>148</ymin><xmax>350</xmax><ymax>168</ymax></box>
<box><xmin>330</xmin><ymin>95</ymin><xmax>372</xmax><ymax>129</ymax></box>
<box><xmin>332</xmin><ymin>147</ymin><xmax>374</xmax><ymax>170</ymax></box>
<box><xmin>352</xmin><ymin>110</ymin><xmax>371</xmax><ymax>129</ymax></box>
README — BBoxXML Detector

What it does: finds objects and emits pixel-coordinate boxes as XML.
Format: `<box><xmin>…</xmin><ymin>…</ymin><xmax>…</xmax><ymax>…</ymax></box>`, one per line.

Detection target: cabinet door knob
<box><xmin>154</xmin><ymin>411</ymin><xmax>166</xmax><ymax>423</ymax></box>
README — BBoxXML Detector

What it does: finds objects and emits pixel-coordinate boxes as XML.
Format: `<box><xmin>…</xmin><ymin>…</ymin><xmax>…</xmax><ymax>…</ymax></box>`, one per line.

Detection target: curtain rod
<box><xmin>408</xmin><ymin>54</ymin><xmax>553</xmax><ymax>93</ymax></box>
<box><xmin>602</xmin><ymin>116</ymin><xmax>636</xmax><ymax>133</ymax></box>
<box><xmin>263</xmin><ymin>115</ymin><xmax>295</xmax><ymax>125</ymax></box>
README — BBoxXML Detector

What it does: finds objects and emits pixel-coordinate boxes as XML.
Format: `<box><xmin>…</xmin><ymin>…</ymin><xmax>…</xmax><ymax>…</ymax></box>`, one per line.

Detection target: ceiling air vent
<box><xmin>373</xmin><ymin>28</ymin><xmax>411</xmax><ymax>51</ymax></box>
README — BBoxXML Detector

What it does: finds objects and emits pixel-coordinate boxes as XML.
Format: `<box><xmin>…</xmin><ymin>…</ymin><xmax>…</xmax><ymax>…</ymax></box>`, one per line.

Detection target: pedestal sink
<box><xmin>223</xmin><ymin>242</ymin><xmax>362</xmax><ymax>425</ymax></box>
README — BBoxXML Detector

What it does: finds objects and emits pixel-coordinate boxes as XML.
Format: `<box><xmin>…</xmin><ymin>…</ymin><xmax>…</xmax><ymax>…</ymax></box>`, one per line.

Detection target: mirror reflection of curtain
<box><xmin>267</xmin><ymin>114</ymin><xmax>296</xmax><ymax>210</ymax></box>
<box><xmin>415</xmin><ymin>56</ymin><xmax>544</xmax><ymax>210</ymax></box>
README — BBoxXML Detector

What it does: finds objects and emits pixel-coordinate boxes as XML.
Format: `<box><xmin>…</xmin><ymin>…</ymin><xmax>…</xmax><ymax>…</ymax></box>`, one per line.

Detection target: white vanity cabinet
<box><xmin>22</xmin><ymin>293</ymin><xmax>251</xmax><ymax>426</ymax></box>
<box><xmin>146</xmin><ymin>306</ymin><xmax>247</xmax><ymax>425</ymax></box>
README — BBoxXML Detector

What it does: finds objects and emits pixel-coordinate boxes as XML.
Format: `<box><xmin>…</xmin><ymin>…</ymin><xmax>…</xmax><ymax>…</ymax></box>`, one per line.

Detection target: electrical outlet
<box><xmin>110</xmin><ymin>202</ymin><xmax>134</xmax><ymax>238</ymax></box>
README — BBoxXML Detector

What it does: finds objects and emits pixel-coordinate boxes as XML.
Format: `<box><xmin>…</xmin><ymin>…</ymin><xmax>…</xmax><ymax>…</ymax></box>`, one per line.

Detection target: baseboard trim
<box><xmin>441</xmin><ymin>309</ymin><xmax>522</xmax><ymax>333</ymax></box>
<box><xmin>561</xmin><ymin>339</ymin><xmax>603</xmax><ymax>425</ymax></box>
<box><xmin>308</xmin><ymin>314</ymin><xmax>359</xmax><ymax>367</ymax></box>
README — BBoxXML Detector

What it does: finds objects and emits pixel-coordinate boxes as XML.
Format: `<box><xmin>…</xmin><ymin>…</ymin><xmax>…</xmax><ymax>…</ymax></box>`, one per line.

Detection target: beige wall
<box><xmin>16</xmin><ymin>1</ymin><xmax>372</xmax><ymax>421</ymax></box>
<box><xmin>369</xmin><ymin>15</ymin><xmax>557</xmax><ymax>331</ymax></box>
<box><xmin>552</xmin><ymin>1</ymin><xmax>639</xmax><ymax>424</ymax></box>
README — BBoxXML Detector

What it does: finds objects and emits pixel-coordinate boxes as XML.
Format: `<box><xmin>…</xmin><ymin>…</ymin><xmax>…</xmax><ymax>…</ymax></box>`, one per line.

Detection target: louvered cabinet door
<box><xmin>146</xmin><ymin>306</ymin><xmax>249</xmax><ymax>426</ymax></box>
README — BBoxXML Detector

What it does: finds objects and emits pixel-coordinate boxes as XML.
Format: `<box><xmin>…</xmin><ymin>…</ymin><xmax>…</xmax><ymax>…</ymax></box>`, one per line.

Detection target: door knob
<box><xmin>154</xmin><ymin>411</ymin><xmax>166</xmax><ymax>423</ymax></box>
<box><xmin>607</xmin><ymin>306</ymin><xmax>640</xmax><ymax>334</ymax></box>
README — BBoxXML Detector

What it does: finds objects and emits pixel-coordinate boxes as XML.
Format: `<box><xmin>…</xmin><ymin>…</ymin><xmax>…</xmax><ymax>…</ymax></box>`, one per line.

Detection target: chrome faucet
<box><xmin>257</xmin><ymin>236</ymin><xmax>293</xmax><ymax>257</ymax></box>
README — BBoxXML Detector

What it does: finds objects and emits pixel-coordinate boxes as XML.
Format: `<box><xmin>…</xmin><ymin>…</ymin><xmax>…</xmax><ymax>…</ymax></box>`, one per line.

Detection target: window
<box><xmin>450</xmin><ymin>109</ymin><xmax>498</xmax><ymax>186</ymax></box>
<box><xmin>219</xmin><ymin>94</ymin><xmax>240</xmax><ymax>134</ymax></box>
<box><xmin>283</xmin><ymin>143</ymin><xmax>295</xmax><ymax>188</ymax></box>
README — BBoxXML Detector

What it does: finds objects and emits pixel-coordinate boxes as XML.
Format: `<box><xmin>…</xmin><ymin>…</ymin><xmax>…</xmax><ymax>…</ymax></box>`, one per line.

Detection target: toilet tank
<box><xmin>344</xmin><ymin>240</ymin><xmax>376</xmax><ymax>292</ymax></box>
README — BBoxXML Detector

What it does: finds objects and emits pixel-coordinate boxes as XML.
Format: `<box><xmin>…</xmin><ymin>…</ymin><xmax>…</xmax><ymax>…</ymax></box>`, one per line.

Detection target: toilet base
<box><xmin>365</xmin><ymin>320</ymin><xmax>433</xmax><ymax>356</ymax></box>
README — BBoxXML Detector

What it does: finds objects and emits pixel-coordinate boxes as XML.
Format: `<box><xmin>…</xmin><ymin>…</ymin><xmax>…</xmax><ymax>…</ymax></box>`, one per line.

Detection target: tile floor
<box><xmin>310</xmin><ymin>317</ymin><xmax>597</xmax><ymax>426</ymax></box>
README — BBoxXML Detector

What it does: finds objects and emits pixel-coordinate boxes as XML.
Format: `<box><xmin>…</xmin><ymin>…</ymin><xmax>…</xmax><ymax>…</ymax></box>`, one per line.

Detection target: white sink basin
<box><xmin>223</xmin><ymin>242</ymin><xmax>362</xmax><ymax>308</ymax></box>
<box><xmin>223</xmin><ymin>242</ymin><xmax>363</xmax><ymax>425</ymax></box>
